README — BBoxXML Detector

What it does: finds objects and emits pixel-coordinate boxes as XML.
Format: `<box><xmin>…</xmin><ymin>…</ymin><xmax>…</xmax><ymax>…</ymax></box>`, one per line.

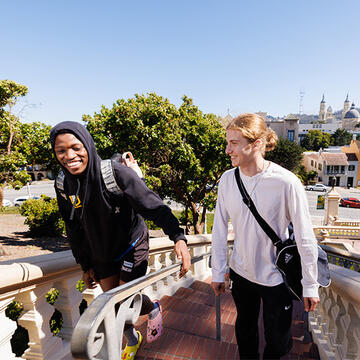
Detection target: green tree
<box><xmin>331</xmin><ymin>128</ymin><xmax>352</xmax><ymax>146</ymax></box>
<box><xmin>84</xmin><ymin>93</ymin><xmax>229</xmax><ymax>234</ymax></box>
<box><xmin>296</xmin><ymin>165</ymin><xmax>318</xmax><ymax>185</ymax></box>
<box><xmin>300</xmin><ymin>130</ymin><xmax>331</xmax><ymax>151</ymax></box>
<box><xmin>265</xmin><ymin>137</ymin><xmax>304</xmax><ymax>172</ymax></box>
<box><xmin>0</xmin><ymin>80</ymin><xmax>30</xmax><ymax>207</ymax></box>
<box><xmin>18</xmin><ymin>122</ymin><xmax>56</xmax><ymax>172</ymax></box>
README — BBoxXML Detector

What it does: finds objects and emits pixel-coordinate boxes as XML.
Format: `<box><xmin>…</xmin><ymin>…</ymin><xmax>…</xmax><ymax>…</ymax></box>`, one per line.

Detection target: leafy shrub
<box><xmin>76</xmin><ymin>280</ymin><xmax>85</xmax><ymax>292</ymax></box>
<box><xmin>20</xmin><ymin>195</ymin><xmax>65</xmax><ymax>237</ymax></box>
<box><xmin>45</xmin><ymin>288</ymin><xmax>63</xmax><ymax>336</ymax></box>
<box><xmin>76</xmin><ymin>280</ymin><xmax>88</xmax><ymax>315</ymax></box>
<box><xmin>0</xmin><ymin>205</ymin><xmax>20</xmax><ymax>214</ymax></box>
<box><xmin>46</xmin><ymin>288</ymin><xmax>59</xmax><ymax>305</ymax></box>
<box><xmin>5</xmin><ymin>301</ymin><xmax>29</xmax><ymax>356</ymax></box>
<box><xmin>5</xmin><ymin>301</ymin><xmax>23</xmax><ymax>321</ymax></box>
<box><xmin>50</xmin><ymin>310</ymin><xmax>63</xmax><ymax>336</ymax></box>
<box><xmin>144</xmin><ymin>219</ymin><xmax>160</xmax><ymax>230</ymax></box>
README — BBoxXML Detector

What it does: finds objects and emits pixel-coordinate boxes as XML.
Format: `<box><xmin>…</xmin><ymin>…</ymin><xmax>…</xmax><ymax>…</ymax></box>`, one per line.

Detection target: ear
<box><xmin>253</xmin><ymin>138</ymin><xmax>263</xmax><ymax>149</ymax></box>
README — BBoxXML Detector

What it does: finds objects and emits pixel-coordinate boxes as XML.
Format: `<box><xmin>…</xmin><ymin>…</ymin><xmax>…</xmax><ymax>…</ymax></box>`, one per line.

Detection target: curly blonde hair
<box><xmin>226</xmin><ymin>113</ymin><xmax>277</xmax><ymax>153</ymax></box>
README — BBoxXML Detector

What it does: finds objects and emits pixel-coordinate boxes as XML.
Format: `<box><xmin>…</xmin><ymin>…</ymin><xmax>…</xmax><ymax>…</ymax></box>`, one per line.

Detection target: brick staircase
<box><xmin>133</xmin><ymin>279</ymin><xmax>320</xmax><ymax>360</ymax></box>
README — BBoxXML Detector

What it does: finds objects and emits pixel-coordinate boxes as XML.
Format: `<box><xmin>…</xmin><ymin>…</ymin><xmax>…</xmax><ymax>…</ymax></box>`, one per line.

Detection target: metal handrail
<box><xmin>71</xmin><ymin>251</ymin><xmax>212</xmax><ymax>359</ymax></box>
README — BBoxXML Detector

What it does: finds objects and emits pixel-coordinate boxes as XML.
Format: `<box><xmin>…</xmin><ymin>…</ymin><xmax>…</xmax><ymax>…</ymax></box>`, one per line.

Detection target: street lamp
<box><xmin>331</xmin><ymin>176</ymin><xmax>336</xmax><ymax>190</ymax></box>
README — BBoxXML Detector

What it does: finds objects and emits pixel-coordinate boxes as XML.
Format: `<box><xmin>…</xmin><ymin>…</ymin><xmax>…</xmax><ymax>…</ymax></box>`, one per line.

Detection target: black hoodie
<box><xmin>50</xmin><ymin>121</ymin><xmax>186</xmax><ymax>272</ymax></box>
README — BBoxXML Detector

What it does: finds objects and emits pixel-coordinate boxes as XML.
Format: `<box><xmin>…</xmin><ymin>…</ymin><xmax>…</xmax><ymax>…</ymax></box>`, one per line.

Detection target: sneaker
<box><xmin>147</xmin><ymin>300</ymin><xmax>163</xmax><ymax>343</ymax></box>
<box><xmin>122</xmin><ymin>331</ymin><xmax>142</xmax><ymax>360</ymax></box>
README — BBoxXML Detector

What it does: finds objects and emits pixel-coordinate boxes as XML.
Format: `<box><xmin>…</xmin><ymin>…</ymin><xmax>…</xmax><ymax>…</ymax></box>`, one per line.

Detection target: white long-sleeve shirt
<box><xmin>211</xmin><ymin>162</ymin><xmax>319</xmax><ymax>298</ymax></box>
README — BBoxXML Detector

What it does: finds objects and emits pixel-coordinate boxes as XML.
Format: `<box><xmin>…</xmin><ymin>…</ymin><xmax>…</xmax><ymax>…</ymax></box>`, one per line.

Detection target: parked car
<box><xmin>305</xmin><ymin>183</ymin><xmax>329</xmax><ymax>192</ymax></box>
<box><xmin>13</xmin><ymin>195</ymin><xmax>40</xmax><ymax>207</ymax></box>
<box><xmin>1</xmin><ymin>199</ymin><xmax>13</xmax><ymax>207</ymax></box>
<box><xmin>340</xmin><ymin>197</ymin><xmax>360</xmax><ymax>208</ymax></box>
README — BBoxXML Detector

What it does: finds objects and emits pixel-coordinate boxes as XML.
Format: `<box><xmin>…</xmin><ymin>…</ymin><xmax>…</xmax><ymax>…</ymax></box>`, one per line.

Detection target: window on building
<box><xmin>318</xmin><ymin>164</ymin><xmax>322</xmax><ymax>171</ymax></box>
<box><xmin>287</xmin><ymin>130</ymin><xmax>295</xmax><ymax>142</ymax></box>
<box><xmin>349</xmin><ymin>165</ymin><xmax>355</xmax><ymax>171</ymax></box>
<box><xmin>341</xmin><ymin>166</ymin><xmax>345</xmax><ymax>173</ymax></box>
<box><xmin>311</xmin><ymin>160</ymin><xmax>314</xmax><ymax>167</ymax></box>
<box><xmin>334</xmin><ymin>165</ymin><xmax>339</xmax><ymax>173</ymax></box>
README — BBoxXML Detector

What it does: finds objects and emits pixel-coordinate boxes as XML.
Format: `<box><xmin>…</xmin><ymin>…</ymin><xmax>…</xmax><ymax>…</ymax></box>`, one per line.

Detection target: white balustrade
<box><xmin>0</xmin><ymin>298</ymin><xmax>17</xmax><ymax>359</ymax></box>
<box><xmin>0</xmin><ymin>235</ymin><xmax>219</xmax><ymax>359</ymax></box>
<box><xmin>308</xmin><ymin>264</ymin><xmax>360</xmax><ymax>360</ymax></box>
<box><xmin>313</xmin><ymin>226</ymin><xmax>360</xmax><ymax>240</ymax></box>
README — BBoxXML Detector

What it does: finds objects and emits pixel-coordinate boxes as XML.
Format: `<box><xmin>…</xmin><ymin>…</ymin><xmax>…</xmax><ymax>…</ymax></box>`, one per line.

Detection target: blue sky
<box><xmin>2</xmin><ymin>0</ymin><xmax>360</xmax><ymax>125</ymax></box>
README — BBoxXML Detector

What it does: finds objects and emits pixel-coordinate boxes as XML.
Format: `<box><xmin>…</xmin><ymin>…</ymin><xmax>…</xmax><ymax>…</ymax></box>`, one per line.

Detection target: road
<box><xmin>4</xmin><ymin>181</ymin><xmax>360</xmax><ymax>222</ymax></box>
<box><xmin>3</xmin><ymin>181</ymin><xmax>56</xmax><ymax>203</ymax></box>
<box><xmin>306</xmin><ymin>186</ymin><xmax>360</xmax><ymax>224</ymax></box>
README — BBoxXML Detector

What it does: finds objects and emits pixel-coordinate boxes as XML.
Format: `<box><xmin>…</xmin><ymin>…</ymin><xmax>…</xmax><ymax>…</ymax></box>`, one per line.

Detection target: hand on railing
<box><xmin>211</xmin><ymin>282</ymin><xmax>225</xmax><ymax>296</ymax></box>
<box><xmin>174</xmin><ymin>240</ymin><xmax>191</xmax><ymax>278</ymax></box>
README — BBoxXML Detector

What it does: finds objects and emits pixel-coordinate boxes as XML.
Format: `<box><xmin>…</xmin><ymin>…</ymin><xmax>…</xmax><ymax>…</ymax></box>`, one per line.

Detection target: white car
<box><xmin>13</xmin><ymin>195</ymin><xmax>40</xmax><ymax>207</ymax></box>
<box><xmin>2</xmin><ymin>199</ymin><xmax>13</xmax><ymax>207</ymax></box>
<box><xmin>305</xmin><ymin>183</ymin><xmax>328</xmax><ymax>192</ymax></box>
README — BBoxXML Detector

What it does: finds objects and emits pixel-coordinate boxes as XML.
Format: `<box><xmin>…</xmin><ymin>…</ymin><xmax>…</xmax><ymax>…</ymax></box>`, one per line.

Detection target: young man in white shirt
<box><xmin>211</xmin><ymin>113</ymin><xmax>320</xmax><ymax>359</ymax></box>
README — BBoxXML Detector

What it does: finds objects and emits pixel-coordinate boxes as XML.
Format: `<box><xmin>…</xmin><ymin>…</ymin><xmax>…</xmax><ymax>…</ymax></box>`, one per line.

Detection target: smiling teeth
<box><xmin>67</xmin><ymin>161</ymin><xmax>81</xmax><ymax>168</ymax></box>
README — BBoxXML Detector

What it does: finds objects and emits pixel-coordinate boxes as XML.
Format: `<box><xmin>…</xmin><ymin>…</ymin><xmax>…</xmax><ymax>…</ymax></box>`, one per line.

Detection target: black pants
<box><xmin>230</xmin><ymin>269</ymin><xmax>293</xmax><ymax>360</ymax></box>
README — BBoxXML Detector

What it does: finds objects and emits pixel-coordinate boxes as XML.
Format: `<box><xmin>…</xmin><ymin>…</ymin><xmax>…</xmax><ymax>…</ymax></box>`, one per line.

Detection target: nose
<box><xmin>225</xmin><ymin>144</ymin><xmax>232</xmax><ymax>154</ymax></box>
<box><xmin>65</xmin><ymin>148</ymin><xmax>77</xmax><ymax>159</ymax></box>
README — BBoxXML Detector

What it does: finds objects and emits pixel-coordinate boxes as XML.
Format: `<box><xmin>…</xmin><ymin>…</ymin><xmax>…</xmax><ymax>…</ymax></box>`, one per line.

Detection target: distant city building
<box><xmin>219</xmin><ymin>95</ymin><xmax>360</xmax><ymax>145</ymax></box>
<box><xmin>264</xmin><ymin>113</ymin><xmax>299</xmax><ymax>143</ymax></box>
<box><xmin>341</xmin><ymin>136</ymin><xmax>360</xmax><ymax>187</ymax></box>
<box><xmin>342</xmin><ymin>102</ymin><xmax>360</xmax><ymax>131</ymax></box>
<box><xmin>302</xmin><ymin>136</ymin><xmax>360</xmax><ymax>187</ymax></box>
<box><xmin>302</xmin><ymin>150</ymin><xmax>352</xmax><ymax>187</ymax></box>
<box><xmin>298</xmin><ymin>122</ymin><xmax>339</xmax><ymax>143</ymax></box>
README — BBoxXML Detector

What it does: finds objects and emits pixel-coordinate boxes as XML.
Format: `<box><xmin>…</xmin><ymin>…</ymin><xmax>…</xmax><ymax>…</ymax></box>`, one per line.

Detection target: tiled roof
<box><xmin>308</xmin><ymin>154</ymin><xmax>319</xmax><ymax>160</ymax></box>
<box><xmin>321</xmin><ymin>152</ymin><xmax>348</xmax><ymax>165</ymax></box>
<box><xmin>346</xmin><ymin>153</ymin><xmax>358</xmax><ymax>161</ymax></box>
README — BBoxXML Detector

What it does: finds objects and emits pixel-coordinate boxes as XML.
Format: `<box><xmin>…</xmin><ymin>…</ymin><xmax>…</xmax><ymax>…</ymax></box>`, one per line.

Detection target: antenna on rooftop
<box><xmin>299</xmin><ymin>89</ymin><xmax>305</xmax><ymax>115</ymax></box>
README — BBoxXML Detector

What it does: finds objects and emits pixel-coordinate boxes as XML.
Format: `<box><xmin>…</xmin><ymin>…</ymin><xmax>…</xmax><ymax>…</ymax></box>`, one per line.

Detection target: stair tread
<box><xmin>133</xmin><ymin>283</ymin><xmax>319</xmax><ymax>359</ymax></box>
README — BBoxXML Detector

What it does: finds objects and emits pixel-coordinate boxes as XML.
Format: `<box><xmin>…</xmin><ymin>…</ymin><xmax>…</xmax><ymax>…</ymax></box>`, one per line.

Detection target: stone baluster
<box><xmin>17</xmin><ymin>284</ymin><xmax>65</xmax><ymax>360</ymax></box>
<box><xmin>343</xmin><ymin>303</ymin><xmax>360</xmax><ymax>359</ymax></box>
<box><xmin>0</xmin><ymin>297</ymin><xmax>17</xmax><ymax>359</ymax></box>
<box><xmin>53</xmin><ymin>274</ymin><xmax>83</xmax><ymax>341</ymax></box>
<box><xmin>149</xmin><ymin>253</ymin><xmax>165</xmax><ymax>292</ymax></box>
<box><xmin>332</xmin><ymin>295</ymin><xmax>347</xmax><ymax>358</ymax></box>
<box><xmin>190</xmin><ymin>244</ymin><xmax>207</xmax><ymax>281</ymax></box>
<box><xmin>160</xmin><ymin>251</ymin><xmax>176</xmax><ymax>290</ymax></box>
<box><xmin>318</xmin><ymin>290</ymin><xmax>329</xmax><ymax>335</ymax></box>
<box><xmin>324</xmin><ymin>289</ymin><xmax>337</xmax><ymax>348</ymax></box>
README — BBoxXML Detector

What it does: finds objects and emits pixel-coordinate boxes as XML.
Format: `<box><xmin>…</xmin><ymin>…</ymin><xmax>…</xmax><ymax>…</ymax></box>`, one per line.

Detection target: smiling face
<box><xmin>225</xmin><ymin>129</ymin><xmax>255</xmax><ymax>167</ymax></box>
<box><xmin>54</xmin><ymin>133</ymin><xmax>88</xmax><ymax>175</ymax></box>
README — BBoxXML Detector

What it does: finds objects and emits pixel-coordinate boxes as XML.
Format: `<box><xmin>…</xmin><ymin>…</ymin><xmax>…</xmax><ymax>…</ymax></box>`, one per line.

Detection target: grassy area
<box><xmin>0</xmin><ymin>206</ymin><xmax>21</xmax><ymax>214</ymax></box>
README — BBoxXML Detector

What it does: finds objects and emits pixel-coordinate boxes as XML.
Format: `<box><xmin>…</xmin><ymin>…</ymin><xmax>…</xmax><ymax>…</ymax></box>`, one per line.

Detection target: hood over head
<box><xmin>50</xmin><ymin>121</ymin><xmax>102</xmax><ymax>219</ymax></box>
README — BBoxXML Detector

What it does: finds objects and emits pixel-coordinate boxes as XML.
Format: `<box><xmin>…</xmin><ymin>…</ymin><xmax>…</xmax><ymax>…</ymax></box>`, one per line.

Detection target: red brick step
<box><xmin>134</xmin><ymin>280</ymin><xmax>320</xmax><ymax>359</ymax></box>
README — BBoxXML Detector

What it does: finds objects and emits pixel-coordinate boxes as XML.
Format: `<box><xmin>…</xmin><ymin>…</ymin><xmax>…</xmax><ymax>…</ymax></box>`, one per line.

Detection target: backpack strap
<box><xmin>100</xmin><ymin>159</ymin><xmax>123</xmax><ymax>195</ymax></box>
<box><xmin>55</xmin><ymin>170</ymin><xmax>67</xmax><ymax>199</ymax></box>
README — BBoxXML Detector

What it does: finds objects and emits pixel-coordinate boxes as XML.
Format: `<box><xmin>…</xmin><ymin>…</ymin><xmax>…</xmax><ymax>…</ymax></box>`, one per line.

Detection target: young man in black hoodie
<box><xmin>50</xmin><ymin>121</ymin><xmax>190</xmax><ymax>360</ymax></box>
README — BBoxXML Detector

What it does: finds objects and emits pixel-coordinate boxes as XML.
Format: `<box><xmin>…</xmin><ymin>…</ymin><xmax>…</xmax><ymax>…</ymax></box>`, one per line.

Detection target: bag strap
<box><xmin>234</xmin><ymin>167</ymin><xmax>282</xmax><ymax>247</ymax></box>
<box><xmin>100</xmin><ymin>159</ymin><xmax>123</xmax><ymax>196</ymax></box>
